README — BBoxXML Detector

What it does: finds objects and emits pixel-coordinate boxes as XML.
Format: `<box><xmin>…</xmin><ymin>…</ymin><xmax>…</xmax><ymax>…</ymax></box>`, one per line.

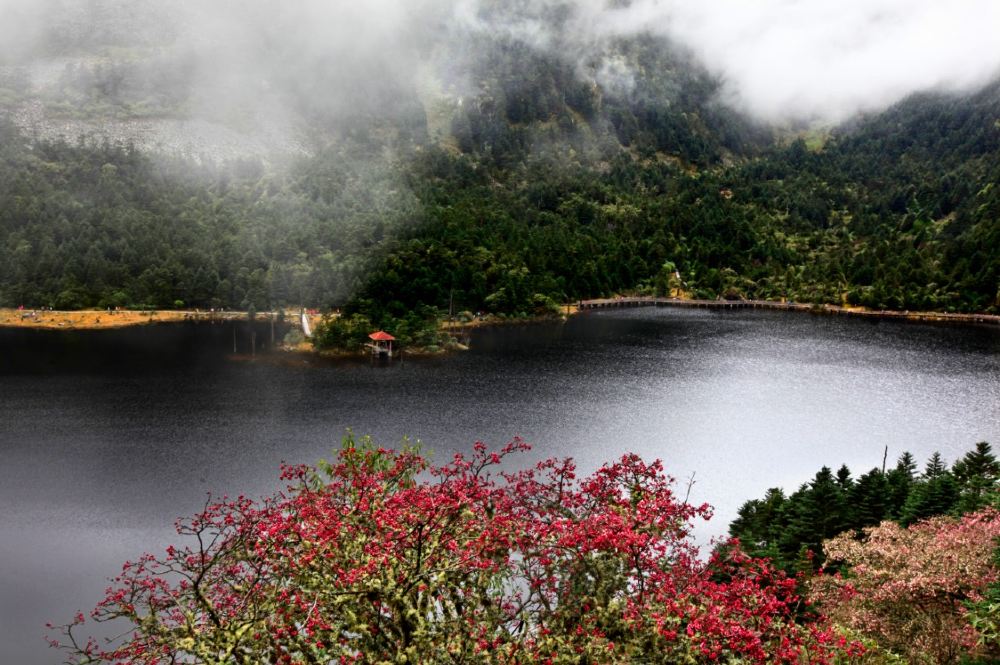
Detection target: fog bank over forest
<box><xmin>1</xmin><ymin>0</ymin><xmax>999</xmax><ymax>159</ymax></box>
<box><xmin>2</xmin><ymin>0</ymin><xmax>1000</xmax><ymax>316</ymax></box>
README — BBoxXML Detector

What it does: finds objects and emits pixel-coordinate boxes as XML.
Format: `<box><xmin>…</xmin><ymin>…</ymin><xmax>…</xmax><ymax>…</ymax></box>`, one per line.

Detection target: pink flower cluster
<box><xmin>51</xmin><ymin>439</ymin><xmax>859</xmax><ymax>664</ymax></box>
<box><xmin>812</xmin><ymin>509</ymin><xmax>1000</xmax><ymax>663</ymax></box>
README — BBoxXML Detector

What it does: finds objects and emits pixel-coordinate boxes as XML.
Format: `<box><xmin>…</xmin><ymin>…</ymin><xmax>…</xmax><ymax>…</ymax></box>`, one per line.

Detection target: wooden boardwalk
<box><xmin>577</xmin><ymin>297</ymin><xmax>1000</xmax><ymax>326</ymax></box>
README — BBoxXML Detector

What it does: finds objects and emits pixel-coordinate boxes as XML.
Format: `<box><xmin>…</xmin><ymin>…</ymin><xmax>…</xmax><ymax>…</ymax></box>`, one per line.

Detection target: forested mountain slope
<box><xmin>1</xmin><ymin>23</ymin><xmax>998</xmax><ymax>318</ymax></box>
<box><xmin>352</xmin><ymin>76</ymin><xmax>1000</xmax><ymax>321</ymax></box>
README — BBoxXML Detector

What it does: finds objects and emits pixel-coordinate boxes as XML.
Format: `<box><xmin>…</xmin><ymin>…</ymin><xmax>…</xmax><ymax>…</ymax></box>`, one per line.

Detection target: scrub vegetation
<box><xmin>49</xmin><ymin>436</ymin><xmax>1000</xmax><ymax>664</ymax></box>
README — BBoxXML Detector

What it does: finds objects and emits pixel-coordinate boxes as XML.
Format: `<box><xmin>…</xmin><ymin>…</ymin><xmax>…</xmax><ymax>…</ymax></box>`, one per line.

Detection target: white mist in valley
<box><xmin>2</xmin><ymin>0</ymin><xmax>999</xmax><ymax>157</ymax></box>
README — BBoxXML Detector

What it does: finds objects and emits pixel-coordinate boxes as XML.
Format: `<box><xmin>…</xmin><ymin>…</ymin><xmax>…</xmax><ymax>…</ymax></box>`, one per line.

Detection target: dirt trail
<box><xmin>0</xmin><ymin>309</ymin><xmax>285</xmax><ymax>330</ymax></box>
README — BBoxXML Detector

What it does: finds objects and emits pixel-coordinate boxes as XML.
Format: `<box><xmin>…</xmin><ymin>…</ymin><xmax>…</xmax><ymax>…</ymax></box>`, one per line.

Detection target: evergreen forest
<box><xmin>2</xmin><ymin>31</ymin><xmax>1000</xmax><ymax>325</ymax></box>
<box><xmin>728</xmin><ymin>441</ymin><xmax>1000</xmax><ymax>572</ymax></box>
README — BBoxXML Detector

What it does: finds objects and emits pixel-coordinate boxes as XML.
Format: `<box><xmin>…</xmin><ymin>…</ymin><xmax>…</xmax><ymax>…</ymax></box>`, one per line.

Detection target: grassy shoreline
<box><xmin>0</xmin><ymin>308</ymin><xmax>202</xmax><ymax>330</ymax></box>
<box><xmin>3</xmin><ymin>297</ymin><xmax>997</xmax><ymax>336</ymax></box>
<box><xmin>3</xmin><ymin>299</ymin><xmax>996</xmax><ymax>367</ymax></box>
<box><xmin>0</xmin><ymin>308</ymin><xmax>322</xmax><ymax>331</ymax></box>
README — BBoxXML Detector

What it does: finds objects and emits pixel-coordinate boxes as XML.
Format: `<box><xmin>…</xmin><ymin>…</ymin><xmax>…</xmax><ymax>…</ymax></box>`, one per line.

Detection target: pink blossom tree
<box><xmin>811</xmin><ymin>509</ymin><xmax>1000</xmax><ymax>664</ymax></box>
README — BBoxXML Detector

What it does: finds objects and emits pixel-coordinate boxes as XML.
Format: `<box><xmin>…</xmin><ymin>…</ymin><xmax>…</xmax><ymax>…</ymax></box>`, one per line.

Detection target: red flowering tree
<box><xmin>52</xmin><ymin>436</ymin><xmax>856</xmax><ymax>664</ymax></box>
<box><xmin>810</xmin><ymin>509</ymin><xmax>1000</xmax><ymax>664</ymax></box>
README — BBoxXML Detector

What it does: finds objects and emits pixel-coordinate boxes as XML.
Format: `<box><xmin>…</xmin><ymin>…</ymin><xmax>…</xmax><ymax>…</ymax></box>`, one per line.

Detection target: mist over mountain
<box><xmin>4</xmin><ymin>0</ymin><xmax>999</xmax><ymax>154</ymax></box>
<box><xmin>0</xmin><ymin>1</ymin><xmax>998</xmax><ymax>319</ymax></box>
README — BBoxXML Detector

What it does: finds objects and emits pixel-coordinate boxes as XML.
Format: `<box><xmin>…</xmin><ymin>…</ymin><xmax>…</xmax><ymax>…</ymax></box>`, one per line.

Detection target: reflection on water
<box><xmin>1</xmin><ymin>309</ymin><xmax>999</xmax><ymax>663</ymax></box>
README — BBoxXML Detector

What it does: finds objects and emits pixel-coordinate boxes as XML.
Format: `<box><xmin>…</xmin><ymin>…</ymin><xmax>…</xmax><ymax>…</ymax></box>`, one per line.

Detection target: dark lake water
<box><xmin>2</xmin><ymin>308</ymin><xmax>999</xmax><ymax>664</ymax></box>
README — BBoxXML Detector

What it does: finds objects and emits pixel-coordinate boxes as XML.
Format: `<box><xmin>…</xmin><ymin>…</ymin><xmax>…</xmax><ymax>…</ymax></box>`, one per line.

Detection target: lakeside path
<box><xmin>0</xmin><ymin>309</ymin><xmax>320</xmax><ymax>330</ymax></box>
<box><xmin>3</xmin><ymin>299</ymin><xmax>998</xmax><ymax>333</ymax></box>
<box><xmin>578</xmin><ymin>297</ymin><xmax>1000</xmax><ymax>326</ymax></box>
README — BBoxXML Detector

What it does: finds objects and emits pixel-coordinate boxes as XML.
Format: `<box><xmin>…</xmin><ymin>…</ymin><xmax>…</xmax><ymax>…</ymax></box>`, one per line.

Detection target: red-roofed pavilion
<box><xmin>368</xmin><ymin>331</ymin><xmax>395</xmax><ymax>358</ymax></box>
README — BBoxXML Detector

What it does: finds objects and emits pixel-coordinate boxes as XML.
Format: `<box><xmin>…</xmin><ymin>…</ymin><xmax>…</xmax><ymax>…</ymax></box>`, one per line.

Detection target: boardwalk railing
<box><xmin>577</xmin><ymin>297</ymin><xmax>1000</xmax><ymax>325</ymax></box>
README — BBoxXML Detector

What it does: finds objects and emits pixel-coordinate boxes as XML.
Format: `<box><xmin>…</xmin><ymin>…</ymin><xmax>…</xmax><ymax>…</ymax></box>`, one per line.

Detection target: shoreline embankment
<box><xmin>2</xmin><ymin>298</ymin><xmax>997</xmax><ymax>338</ymax></box>
<box><xmin>576</xmin><ymin>297</ymin><xmax>1000</xmax><ymax>326</ymax></box>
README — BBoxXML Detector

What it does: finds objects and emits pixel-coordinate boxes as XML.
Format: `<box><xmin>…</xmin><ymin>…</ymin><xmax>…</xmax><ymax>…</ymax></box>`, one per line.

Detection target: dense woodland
<box><xmin>2</xmin><ymin>33</ymin><xmax>999</xmax><ymax>331</ymax></box>
<box><xmin>724</xmin><ymin>441</ymin><xmax>1000</xmax><ymax>664</ymax></box>
<box><xmin>728</xmin><ymin>441</ymin><xmax>1000</xmax><ymax>572</ymax></box>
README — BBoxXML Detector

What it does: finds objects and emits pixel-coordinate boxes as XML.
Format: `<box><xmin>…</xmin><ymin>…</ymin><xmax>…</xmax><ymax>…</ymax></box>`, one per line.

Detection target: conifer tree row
<box><xmin>728</xmin><ymin>442</ymin><xmax>1000</xmax><ymax>571</ymax></box>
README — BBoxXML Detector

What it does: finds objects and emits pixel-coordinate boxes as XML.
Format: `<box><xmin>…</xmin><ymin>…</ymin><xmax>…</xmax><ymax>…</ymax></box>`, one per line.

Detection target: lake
<box><xmin>2</xmin><ymin>308</ymin><xmax>999</xmax><ymax>664</ymax></box>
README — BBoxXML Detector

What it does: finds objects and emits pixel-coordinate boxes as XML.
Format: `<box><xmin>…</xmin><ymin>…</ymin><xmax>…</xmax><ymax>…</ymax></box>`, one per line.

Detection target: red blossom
<box><xmin>50</xmin><ymin>435</ymin><xmax>858</xmax><ymax>664</ymax></box>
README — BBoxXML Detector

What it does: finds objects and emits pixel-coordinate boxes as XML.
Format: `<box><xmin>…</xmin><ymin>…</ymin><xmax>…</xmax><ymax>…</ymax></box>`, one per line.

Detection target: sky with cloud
<box><xmin>2</xmin><ymin>0</ymin><xmax>998</xmax><ymax>125</ymax></box>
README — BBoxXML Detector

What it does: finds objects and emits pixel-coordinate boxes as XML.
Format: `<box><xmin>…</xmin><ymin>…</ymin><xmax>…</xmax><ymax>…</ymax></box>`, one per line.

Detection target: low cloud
<box><xmin>3</xmin><ymin>0</ymin><xmax>999</xmax><ymax>133</ymax></box>
<box><xmin>594</xmin><ymin>0</ymin><xmax>1000</xmax><ymax>122</ymax></box>
<box><xmin>452</xmin><ymin>0</ymin><xmax>1000</xmax><ymax>122</ymax></box>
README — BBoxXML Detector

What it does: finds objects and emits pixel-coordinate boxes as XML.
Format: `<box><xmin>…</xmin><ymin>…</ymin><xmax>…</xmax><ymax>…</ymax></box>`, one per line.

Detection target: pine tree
<box><xmin>952</xmin><ymin>441</ymin><xmax>999</xmax><ymax>513</ymax></box>
<box><xmin>885</xmin><ymin>452</ymin><xmax>917</xmax><ymax>519</ymax></box>
<box><xmin>835</xmin><ymin>464</ymin><xmax>855</xmax><ymax>528</ymax></box>
<box><xmin>901</xmin><ymin>465</ymin><xmax>959</xmax><ymax>526</ymax></box>
<box><xmin>923</xmin><ymin>452</ymin><xmax>948</xmax><ymax>479</ymax></box>
<box><xmin>850</xmin><ymin>467</ymin><xmax>889</xmax><ymax>531</ymax></box>
<box><xmin>780</xmin><ymin>467</ymin><xmax>850</xmax><ymax>566</ymax></box>
<box><xmin>835</xmin><ymin>464</ymin><xmax>853</xmax><ymax>491</ymax></box>
<box><xmin>729</xmin><ymin>488</ymin><xmax>787</xmax><ymax>561</ymax></box>
<box><xmin>897</xmin><ymin>452</ymin><xmax>918</xmax><ymax>477</ymax></box>
<box><xmin>952</xmin><ymin>441</ymin><xmax>999</xmax><ymax>484</ymax></box>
